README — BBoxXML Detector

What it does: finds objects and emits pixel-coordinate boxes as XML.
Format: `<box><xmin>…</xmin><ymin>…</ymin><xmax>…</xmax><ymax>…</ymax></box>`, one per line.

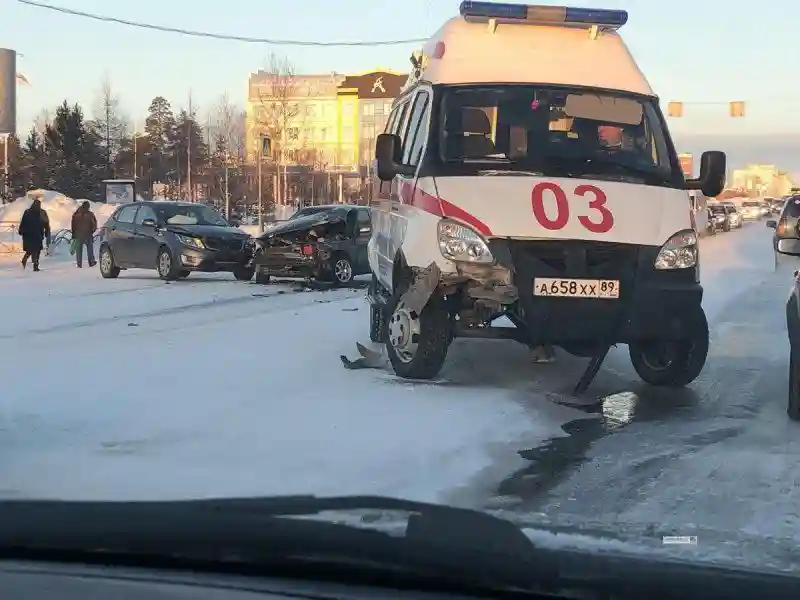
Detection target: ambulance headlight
<box><xmin>437</xmin><ymin>219</ymin><xmax>494</xmax><ymax>264</ymax></box>
<box><xmin>654</xmin><ymin>230</ymin><xmax>697</xmax><ymax>270</ymax></box>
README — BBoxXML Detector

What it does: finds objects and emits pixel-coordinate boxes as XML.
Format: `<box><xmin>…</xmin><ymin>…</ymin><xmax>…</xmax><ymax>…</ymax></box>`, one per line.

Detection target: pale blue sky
<box><xmin>3</xmin><ymin>0</ymin><xmax>799</xmax><ymax>135</ymax></box>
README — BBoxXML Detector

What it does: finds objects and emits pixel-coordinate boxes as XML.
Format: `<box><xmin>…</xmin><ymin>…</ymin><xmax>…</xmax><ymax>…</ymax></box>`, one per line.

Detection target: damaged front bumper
<box><xmin>373</xmin><ymin>239</ymin><xmax>703</xmax><ymax>347</ymax></box>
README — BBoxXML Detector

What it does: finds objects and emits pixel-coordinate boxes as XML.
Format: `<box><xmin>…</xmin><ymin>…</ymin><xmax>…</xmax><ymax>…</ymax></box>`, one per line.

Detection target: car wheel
<box><xmin>233</xmin><ymin>265</ymin><xmax>255</xmax><ymax>281</ymax></box>
<box><xmin>99</xmin><ymin>244</ymin><xmax>120</xmax><ymax>279</ymax></box>
<box><xmin>179</xmin><ymin>270</ymin><xmax>190</xmax><ymax>278</ymax></box>
<box><xmin>629</xmin><ymin>306</ymin><xmax>709</xmax><ymax>387</ymax></box>
<box><xmin>156</xmin><ymin>247</ymin><xmax>180</xmax><ymax>281</ymax></box>
<box><xmin>385</xmin><ymin>286</ymin><xmax>452</xmax><ymax>380</ymax></box>
<box><xmin>255</xmin><ymin>270</ymin><xmax>271</xmax><ymax>284</ymax></box>
<box><xmin>332</xmin><ymin>254</ymin><xmax>354</xmax><ymax>286</ymax></box>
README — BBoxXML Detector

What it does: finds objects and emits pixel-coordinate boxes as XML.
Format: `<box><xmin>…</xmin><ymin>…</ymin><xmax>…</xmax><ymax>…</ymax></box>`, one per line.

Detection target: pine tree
<box><xmin>144</xmin><ymin>96</ymin><xmax>175</xmax><ymax>186</ymax></box>
<box><xmin>46</xmin><ymin>101</ymin><xmax>104</xmax><ymax>199</ymax></box>
<box><xmin>168</xmin><ymin>109</ymin><xmax>208</xmax><ymax>197</ymax></box>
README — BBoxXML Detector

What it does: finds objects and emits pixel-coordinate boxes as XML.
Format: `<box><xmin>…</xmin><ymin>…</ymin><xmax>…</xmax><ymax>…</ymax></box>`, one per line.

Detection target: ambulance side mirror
<box><xmin>685</xmin><ymin>151</ymin><xmax>726</xmax><ymax>198</ymax></box>
<box><xmin>375</xmin><ymin>133</ymin><xmax>414</xmax><ymax>181</ymax></box>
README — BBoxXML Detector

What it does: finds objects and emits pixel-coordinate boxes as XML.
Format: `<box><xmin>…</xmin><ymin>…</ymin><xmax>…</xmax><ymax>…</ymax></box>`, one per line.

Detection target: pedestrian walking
<box><xmin>71</xmin><ymin>201</ymin><xmax>98</xmax><ymax>268</ymax></box>
<box><xmin>18</xmin><ymin>199</ymin><xmax>51</xmax><ymax>272</ymax></box>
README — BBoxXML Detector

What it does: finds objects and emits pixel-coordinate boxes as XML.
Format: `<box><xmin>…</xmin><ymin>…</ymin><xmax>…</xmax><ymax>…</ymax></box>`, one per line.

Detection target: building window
<box><xmin>362</xmin><ymin>122</ymin><xmax>376</xmax><ymax>140</ymax></box>
<box><xmin>384</xmin><ymin>101</ymin><xmax>393</xmax><ymax>115</ymax></box>
<box><xmin>287</xmin><ymin>127</ymin><xmax>300</xmax><ymax>140</ymax></box>
<box><xmin>320</xmin><ymin>127</ymin><xmax>328</xmax><ymax>141</ymax></box>
<box><xmin>362</xmin><ymin>102</ymin><xmax>374</xmax><ymax>116</ymax></box>
<box><xmin>306</xmin><ymin>104</ymin><xmax>316</xmax><ymax>117</ymax></box>
<box><xmin>342</xmin><ymin>101</ymin><xmax>354</xmax><ymax>117</ymax></box>
<box><xmin>342</xmin><ymin>126</ymin><xmax>353</xmax><ymax>140</ymax></box>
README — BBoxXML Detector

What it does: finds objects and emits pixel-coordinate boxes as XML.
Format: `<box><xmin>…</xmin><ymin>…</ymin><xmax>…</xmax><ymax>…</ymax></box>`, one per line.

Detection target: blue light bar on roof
<box><xmin>459</xmin><ymin>1</ymin><xmax>628</xmax><ymax>29</ymax></box>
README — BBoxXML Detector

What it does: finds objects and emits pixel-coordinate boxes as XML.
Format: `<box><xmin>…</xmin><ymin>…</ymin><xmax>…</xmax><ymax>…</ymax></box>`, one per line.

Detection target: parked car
<box><xmin>288</xmin><ymin>204</ymin><xmax>346</xmax><ymax>221</ymax></box>
<box><xmin>98</xmin><ymin>201</ymin><xmax>254</xmax><ymax>281</ymax></box>
<box><xmin>708</xmin><ymin>203</ymin><xmax>730</xmax><ymax>232</ymax></box>
<box><xmin>252</xmin><ymin>205</ymin><xmax>372</xmax><ymax>285</ymax></box>
<box><xmin>767</xmin><ymin>195</ymin><xmax>800</xmax><ymax>253</ymax></box>
<box><xmin>705</xmin><ymin>207</ymin><xmax>725</xmax><ymax>234</ymax></box>
<box><xmin>773</xmin><ymin>230</ymin><xmax>800</xmax><ymax>419</ymax></box>
<box><xmin>740</xmin><ymin>200</ymin><xmax>763</xmax><ymax>220</ymax></box>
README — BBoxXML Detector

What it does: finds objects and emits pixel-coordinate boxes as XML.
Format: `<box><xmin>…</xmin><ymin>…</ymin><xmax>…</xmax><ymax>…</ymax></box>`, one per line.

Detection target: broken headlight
<box><xmin>654</xmin><ymin>230</ymin><xmax>697</xmax><ymax>270</ymax></box>
<box><xmin>437</xmin><ymin>219</ymin><xmax>494</xmax><ymax>264</ymax></box>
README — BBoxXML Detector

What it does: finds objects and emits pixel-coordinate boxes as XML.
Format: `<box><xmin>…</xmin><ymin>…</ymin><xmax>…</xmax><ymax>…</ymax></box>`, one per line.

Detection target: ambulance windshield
<box><xmin>439</xmin><ymin>85</ymin><xmax>678</xmax><ymax>186</ymax></box>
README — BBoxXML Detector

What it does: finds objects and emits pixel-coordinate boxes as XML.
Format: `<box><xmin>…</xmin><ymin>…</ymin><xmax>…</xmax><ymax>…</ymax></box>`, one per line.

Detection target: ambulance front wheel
<box><xmin>385</xmin><ymin>292</ymin><xmax>451</xmax><ymax>380</ymax></box>
<box><xmin>629</xmin><ymin>307</ymin><xmax>709</xmax><ymax>387</ymax></box>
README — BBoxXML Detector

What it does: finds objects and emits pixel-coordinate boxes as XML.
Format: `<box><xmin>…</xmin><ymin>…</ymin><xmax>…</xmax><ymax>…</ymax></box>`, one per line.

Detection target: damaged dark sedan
<box><xmin>252</xmin><ymin>205</ymin><xmax>371</xmax><ymax>285</ymax></box>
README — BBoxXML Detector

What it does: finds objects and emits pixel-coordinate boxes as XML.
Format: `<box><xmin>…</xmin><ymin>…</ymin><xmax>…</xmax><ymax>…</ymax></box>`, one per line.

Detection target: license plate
<box><xmin>533</xmin><ymin>277</ymin><xmax>620</xmax><ymax>299</ymax></box>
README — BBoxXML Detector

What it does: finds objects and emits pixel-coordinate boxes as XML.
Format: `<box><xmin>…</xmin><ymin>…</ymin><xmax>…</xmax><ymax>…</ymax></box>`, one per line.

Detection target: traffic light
<box><xmin>729</xmin><ymin>101</ymin><xmax>746</xmax><ymax>117</ymax></box>
<box><xmin>667</xmin><ymin>102</ymin><xmax>683</xmax><ymax>117</ymax></box>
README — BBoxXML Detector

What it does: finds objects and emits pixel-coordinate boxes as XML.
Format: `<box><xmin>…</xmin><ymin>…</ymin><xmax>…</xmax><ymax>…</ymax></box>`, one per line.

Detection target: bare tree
<box><xmin>253</xmin><ymin>53</ymin><xmax>306</xmax><ymax>205</ymax></box>
<box><xmin>91</xmin><ymin>74</ymin><xmax>129</xmax><ymax>178</ymax></box>
<box><xmin>209</xmin><ymin>92</ymin><xmax>246</xmax><ymax>215</ymax></box>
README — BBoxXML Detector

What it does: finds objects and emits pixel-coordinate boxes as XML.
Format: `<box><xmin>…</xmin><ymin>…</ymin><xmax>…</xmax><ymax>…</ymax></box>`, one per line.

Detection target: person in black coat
<box><xmin>18</xmin><ymin>199</ymin><xmax>51</xmax><ymax>271</ymax></box>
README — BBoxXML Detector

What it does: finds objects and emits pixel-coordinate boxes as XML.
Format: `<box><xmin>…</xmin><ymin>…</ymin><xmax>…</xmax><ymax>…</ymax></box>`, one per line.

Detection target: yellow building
<box><xmin>245</xmin><ymin>71</ymin><xmax>343</xmax><ymax>168</ymax></box>
<box><xmin>245</xmin><ymin>68</ymin><xmax>407</xmax><ymax>172</ymax></box>
<box><xmin>731</xmin><ymin>164</ymin><xmax>794</xmax><ymax>197</ymax></box>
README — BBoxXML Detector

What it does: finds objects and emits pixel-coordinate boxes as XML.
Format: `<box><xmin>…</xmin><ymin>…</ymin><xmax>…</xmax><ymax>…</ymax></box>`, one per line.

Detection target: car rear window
<box><xmin>782</xmin><ymin>197</ymin><xmax>800</xmax><ymax>218</ymax></box>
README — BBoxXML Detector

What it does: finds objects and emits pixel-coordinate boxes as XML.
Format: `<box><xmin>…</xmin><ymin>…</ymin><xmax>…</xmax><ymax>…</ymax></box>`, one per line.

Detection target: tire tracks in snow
<box><xmin>0</xmin><ymin>286</ymin><xmax>364</xmax><ymax>342</ymax></box>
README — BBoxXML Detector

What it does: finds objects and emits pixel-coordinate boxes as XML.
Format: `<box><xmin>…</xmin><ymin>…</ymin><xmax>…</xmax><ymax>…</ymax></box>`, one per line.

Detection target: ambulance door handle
<box><xmin>391</xmin><ymin>206</ymin><xmax>400</xmax><ymax>213</ymax></box>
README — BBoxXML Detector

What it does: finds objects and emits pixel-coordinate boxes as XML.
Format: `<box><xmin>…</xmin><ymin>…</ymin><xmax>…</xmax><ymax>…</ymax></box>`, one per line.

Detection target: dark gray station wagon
<box><xmin>97</xmin><ymin>201</ymin><xmax>254</xmax><ymax>281</ymax></box>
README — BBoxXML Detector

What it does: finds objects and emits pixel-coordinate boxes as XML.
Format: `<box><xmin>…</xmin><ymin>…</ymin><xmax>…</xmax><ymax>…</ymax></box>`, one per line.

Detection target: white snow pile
<box><xmin>0</xmin><ymin>190</ymin><xmax>117</xmax><ymax>254</ymax></box>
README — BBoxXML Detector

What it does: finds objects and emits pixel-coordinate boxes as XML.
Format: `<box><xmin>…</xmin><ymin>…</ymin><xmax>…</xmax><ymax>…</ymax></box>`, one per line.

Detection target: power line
<box><xmin>16</xmin><ymin>0</ymin><xmax>427</xmax><ymax>47</ymax></box>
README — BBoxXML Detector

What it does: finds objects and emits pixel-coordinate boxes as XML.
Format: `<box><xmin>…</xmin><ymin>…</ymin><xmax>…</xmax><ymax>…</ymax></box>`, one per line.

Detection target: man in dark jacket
<box><xmin>18</xmin><ymin>198</ymin><xmax>51</xmax><ymax>272</ymax></box>
<box><xmin>71</xmin><ymin>201</ymin><xmax>98</xmax><ymax>268</ymax></box>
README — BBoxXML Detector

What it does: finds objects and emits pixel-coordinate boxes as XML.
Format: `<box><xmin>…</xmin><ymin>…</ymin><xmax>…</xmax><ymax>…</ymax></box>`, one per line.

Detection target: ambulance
<box><xmin>367</xmin><ymin>1</ymin><xmax>726</xmax><ymax>391</ymax></box>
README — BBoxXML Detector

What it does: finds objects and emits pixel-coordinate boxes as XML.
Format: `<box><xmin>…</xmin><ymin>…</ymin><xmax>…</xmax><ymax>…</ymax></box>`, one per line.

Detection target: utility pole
<box><xmin>257</xmin><ymin>139</ymin><xmax>263</xmax><ymax>232</ymax></box>
<box><xmin>224</xmin><ymin>149</ymin><xmax>230</xmax><ymax>219</ymax></box>
<box><xmin>187</xmin><ymin>90</ymin><xmax>193</xmax><ymax>201</ymax></box>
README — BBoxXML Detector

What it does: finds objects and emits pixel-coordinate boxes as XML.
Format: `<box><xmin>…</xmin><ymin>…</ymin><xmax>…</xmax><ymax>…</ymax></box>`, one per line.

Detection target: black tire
<box><xmin>385</xmin><ymin>290</ymin><xmax>451</xmax><ymax>380</ymax></box>
<box><xmin>331</xmin><ymin>254</ymin><xmax>354</xmax><ymax>286</ymax></box>
<box><xmin>99</xmin><ymin>244</ymin><xmax>120</xmax><ymax>279</ymax></box>
<box><xmin>369</xmin><ymin>275</ymin><xmax>387</xmax><ymax>343</ymax></box>
<box><xmin>179</xmin><ymin>270</ymin><xmax>191</xmax><ymax>279</ymax></box>
<box><xmin>156</xmin><ymin>247</ymin><xmax>181</xmax><ymax>281</ymax></box>
<box><xmin>789</xmin><ymin>351</ymin><xmax>800</xmax><ymax>421</ymax></box>
<box><xmin>233</xmin><ymin>265</ymin><xmax>255</xmax><ymax>281</ymax></box>
<box><xmin>629</xmin><ymin>307</ymin><xmax>709</xmax><ymax>387</ymax></box>
<box><xmin>255</xmin><ymin>270</ymin><xmax>271</xmax><ymax>284</ymax></box>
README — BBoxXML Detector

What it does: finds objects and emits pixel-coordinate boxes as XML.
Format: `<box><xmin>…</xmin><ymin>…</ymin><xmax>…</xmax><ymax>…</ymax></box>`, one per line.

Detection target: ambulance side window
<box><xmin>402</xmin><ymin>91</ymin><xmax>431</xmax><ymax>167</ymax></box>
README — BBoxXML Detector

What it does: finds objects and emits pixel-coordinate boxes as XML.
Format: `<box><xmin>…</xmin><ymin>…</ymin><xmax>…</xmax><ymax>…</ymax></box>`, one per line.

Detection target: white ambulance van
<box><xmin>367</xmin><ymin>2</ymin><xmax>726</xmax><ymax>390</ymax></box>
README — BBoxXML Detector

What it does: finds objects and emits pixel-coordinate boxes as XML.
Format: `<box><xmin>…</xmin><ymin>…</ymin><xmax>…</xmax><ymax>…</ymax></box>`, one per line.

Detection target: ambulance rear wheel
<box><xmin>629</xmin><ymin>308</ymin><xmax>709</xmax><ymax>387</ymax></box>
<box><xmin>385</xmin><ymin>291</ymin><xmax>451</xmax><ymax>380</ymax></box>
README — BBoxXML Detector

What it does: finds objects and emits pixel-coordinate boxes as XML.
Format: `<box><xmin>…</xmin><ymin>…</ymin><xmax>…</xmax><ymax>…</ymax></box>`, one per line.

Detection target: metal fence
<box><xmin>0</xmin><ymin>223</ymin><xmax>102</xmax><ymax>255</ymax></box>
<box><xmin>0</xmin><ymin>221</ymin><xmax>20</xmax><ymax>254</ymax></box>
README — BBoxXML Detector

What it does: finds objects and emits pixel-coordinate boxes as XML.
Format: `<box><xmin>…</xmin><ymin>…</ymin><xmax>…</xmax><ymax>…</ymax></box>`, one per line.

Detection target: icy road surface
<box><xmin>0</xmin><ymin>222</ymin><xmax>797</xmax><ymax>571</ymax></box>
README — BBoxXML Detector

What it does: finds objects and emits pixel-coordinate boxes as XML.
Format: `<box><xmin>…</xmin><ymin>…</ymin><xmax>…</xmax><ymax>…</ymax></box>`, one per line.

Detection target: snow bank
<box><xmin>0</xmin><ymin>189</ymin><xmax>117</xmax><ymax>232</ymax></box>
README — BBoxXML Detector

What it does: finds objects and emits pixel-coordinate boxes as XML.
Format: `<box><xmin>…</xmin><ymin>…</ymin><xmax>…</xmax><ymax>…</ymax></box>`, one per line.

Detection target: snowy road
<box><xmin>1</xmin><ymin>221</ymin><xmax>797</xmax><ymax>569</ymax></box>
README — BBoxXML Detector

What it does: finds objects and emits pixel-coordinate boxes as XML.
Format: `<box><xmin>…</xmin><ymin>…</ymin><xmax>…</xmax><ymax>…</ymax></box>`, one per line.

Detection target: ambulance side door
<box><xmin>394</xmin><ymin>89</ymin><xmax>432</xmax><ymax>271</ymax></box>
<box><xmin>372</xmin><ymin>96</ymin><xmax>412</xmax><ymax>287</ymax></box>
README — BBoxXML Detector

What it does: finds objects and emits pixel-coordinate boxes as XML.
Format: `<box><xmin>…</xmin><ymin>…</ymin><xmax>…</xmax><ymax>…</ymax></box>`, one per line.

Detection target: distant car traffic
<box><xmin>740</xmin><ymin>201</ymin><xmax>763</xmax><ymax>220</ymax></box>
<box><xmin>98</xmin><ymin>201</ymin><xmax>254</xmax><ymax>281</ymax></box>
<box><xmin>720</xmin><ymin>201</ymin><xmax>743</xmax><ymax>229</ymax></box>
<box><xmin>708</xmin><ymin>203</ymin><xmax>731</xmax><ymax>232</ymax></box>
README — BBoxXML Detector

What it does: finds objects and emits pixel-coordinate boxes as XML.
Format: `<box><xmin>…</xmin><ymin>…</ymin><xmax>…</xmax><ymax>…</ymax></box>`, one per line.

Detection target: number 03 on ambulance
<box><xmin>368</xmin><ymin>2</ymin><xmax>727</xmax><ymax>389</ymax></box>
